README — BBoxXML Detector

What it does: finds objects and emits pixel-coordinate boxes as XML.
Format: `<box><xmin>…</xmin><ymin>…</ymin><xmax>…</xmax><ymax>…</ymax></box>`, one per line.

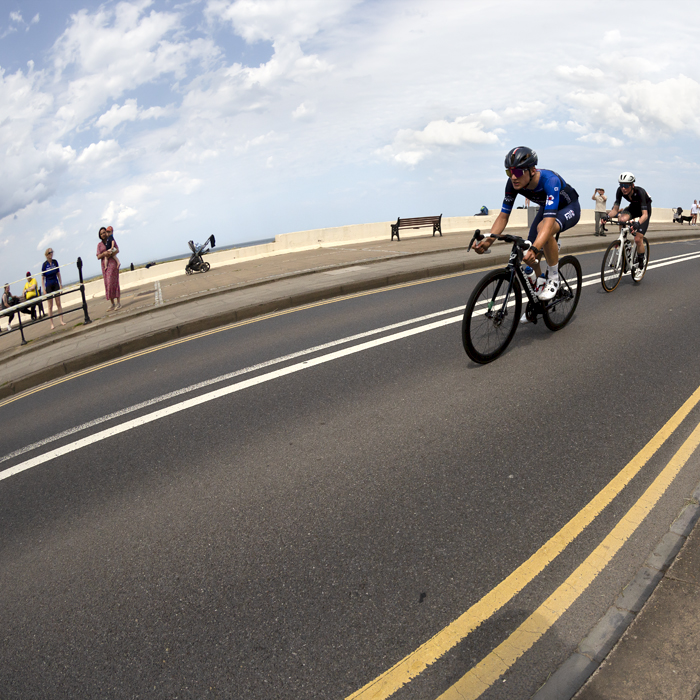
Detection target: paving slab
<box><xmin>575</xmin><ymin>515</ymin><xmax>700</xmax><ymax>700</ymax></box>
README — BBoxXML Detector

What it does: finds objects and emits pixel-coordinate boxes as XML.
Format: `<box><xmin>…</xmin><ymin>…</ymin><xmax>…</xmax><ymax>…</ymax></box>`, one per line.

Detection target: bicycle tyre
<box><xmin>543</xmin><ymin>255</ymin><xmax>582</xmax><ymax>331</ymax></box>
<box><xmin>462</xmin><ymin>269</ymin><xmax>522</xmax><ymax>364</ymax></box>
<box><xmin>601</xmin><ymin>241</ymin><xmax>623</xmax><ymax>292</ymax></box>
<box><xmin>630</xmin><ymin>237</ymin><xmax>650</xmax><ymax>283</ymax></box>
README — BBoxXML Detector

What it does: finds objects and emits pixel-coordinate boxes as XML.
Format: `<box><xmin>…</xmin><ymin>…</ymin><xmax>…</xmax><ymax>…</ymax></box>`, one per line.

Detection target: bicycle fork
<box><xmin>486</xmin><ymin>274</ymin><xmax>516</xmax><ymax>326</ymax></box>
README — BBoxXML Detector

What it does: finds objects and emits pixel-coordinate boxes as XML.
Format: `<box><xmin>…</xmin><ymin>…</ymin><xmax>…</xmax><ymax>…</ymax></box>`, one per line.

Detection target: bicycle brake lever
<box><xmin>468</xmin><ymin>229</ymin><xmax>486</xmax><ymax>252</ymax></box>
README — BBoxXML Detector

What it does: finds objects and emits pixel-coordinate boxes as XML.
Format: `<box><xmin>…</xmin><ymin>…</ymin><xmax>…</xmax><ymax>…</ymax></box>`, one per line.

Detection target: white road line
<box><xmin>2</xmin><ymin>246</ymin><xmax>699</xmax><ymax>481</ymax></box>
<box><xmin>0</xmin><ymin>306</ymin><xmax>466</xmax><ymax>466</ymax></box>
<box><xmin>154</xmin><ymin>280</ymin><xmax>164</xmax><ymax>306</ymax></box>
<box><xmin>0</xmin><ymin>316</ymin><xmax>461</xmax><ymax>482</ymax></box>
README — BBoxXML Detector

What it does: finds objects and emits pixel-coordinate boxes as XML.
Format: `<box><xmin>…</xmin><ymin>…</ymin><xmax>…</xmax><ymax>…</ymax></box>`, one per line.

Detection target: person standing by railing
<box><xmin>592</xmin><ymin>188</ymin><xmax>607</xmax><ymax>236</ymax></box>
<box><xmin>96</xmin><ymin>227</ymin><xmax>121</xmax><ymax>311</ymax></box>
<box><xmin>42</xmin><ymin>247</ymin><xmax>66</xmax><ymax>330</ymax></box>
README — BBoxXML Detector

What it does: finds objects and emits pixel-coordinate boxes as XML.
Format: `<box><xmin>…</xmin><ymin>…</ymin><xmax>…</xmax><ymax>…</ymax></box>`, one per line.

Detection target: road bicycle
<box><xmin>462</xmin><ymin>230</ymin><xmax>582</xmax><ymax>364</ymax></box>
<box><xmin>600</xmin><ymin>217</ymin><xmax>649</xmax><ymax>292</ymax></box>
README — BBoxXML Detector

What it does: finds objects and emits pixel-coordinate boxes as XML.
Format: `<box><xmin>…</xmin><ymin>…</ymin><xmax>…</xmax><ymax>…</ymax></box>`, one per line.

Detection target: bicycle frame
<box><xmin>605</xmin><ymin>219</ymin><xmax>637</xmax><ymax>273</ymax></box>
<box><xmin>470</xmin><ymin>232</ymin><xmax>572</xmax><ymax>320</ymax></box>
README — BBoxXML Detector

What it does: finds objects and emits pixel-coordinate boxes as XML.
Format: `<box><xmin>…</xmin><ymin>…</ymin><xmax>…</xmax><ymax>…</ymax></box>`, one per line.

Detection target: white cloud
<box><xmin>556</xmin><ymin>65</ymin><xmax>605</xmax><ymax>81</ymax></box>
<box><xmin>102</xmin><ymin>201</ymin><xmax>138</xmax><ymax>228</ymax></box>
<box><xmin>37</xmin><ymin>225</ymin><xmax>68</xmax><ymax>251</ymax></box>
<box><xmin>577</xmin><ymin>132</ymin><xmax>624</xmax><ymax>147</ymax></box>
<box><xmin>621</xmin><ymin>75</ymin><xmax>700</xmax><ymax>137</ymax></box>
<box><xmin>96</xmin><ymin>99</ymin><xmax>169</xmax><ymax>135</ymax></box>
<box><xmin>151</xmin><ymin>170</ymin><xmax>202</xmax><ymax>195</ymax></box>
<box><xmin>380</xmin><ymin>103</ymin><xmax>546</xmax><ymax>166</ymax></box>
<box><xmin>562</xmin><ymin>74</ymin><xmax>700</xmax><ymax>144</ymax></box>
<box><xmin>96</xmin><ymin>100</ymin><xmax>140</xmax><ymax>133</ymax></box>
<box><xmin>292</xmin><ymin>102</ymin><xmax>315</xmax><ymax>119</ymax></box>
<box><xmin>50</xmin><ymin>2</ymin><xmax>220</xmax><ymax>133</ymax></box>
<box><xmin>205</xmin><ymin>0</ymin><xmax>357</xmax><ymax>43</ymax></box>
<box><xmin>565</xmin><ymin>120</ymin><xmax>588</xmax><ymax>134</ymax></box>
<box><xmin>75</xmin><ymin>140</ymin><xmax>123</xmax><ymax>167</ymax></box>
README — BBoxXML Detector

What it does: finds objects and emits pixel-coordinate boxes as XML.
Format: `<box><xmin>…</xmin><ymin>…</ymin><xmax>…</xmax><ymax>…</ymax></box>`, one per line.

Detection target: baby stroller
<box><xmin>673</xmin><ymin>207</ymin><xmax>692</xmax><ymax>224</ymax></box>
<box><xmin>185</xmin><ymin>235</ymin><xmax>216</xmax><ymax>274</ymax></box>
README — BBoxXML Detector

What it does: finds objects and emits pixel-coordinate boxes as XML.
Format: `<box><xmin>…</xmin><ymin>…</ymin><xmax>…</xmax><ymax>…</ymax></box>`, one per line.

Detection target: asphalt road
<box><xmin>2</xmin><ymin>241</ymin><xmax>700</xmax><ymax>700</ymax></box>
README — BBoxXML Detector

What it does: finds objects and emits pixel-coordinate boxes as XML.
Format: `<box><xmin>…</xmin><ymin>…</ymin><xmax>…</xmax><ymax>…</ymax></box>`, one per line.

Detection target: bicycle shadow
<box><xmin>463</xmin><ymin>317</ymin><xmax>575</xmax><ymax>367</ymax></box>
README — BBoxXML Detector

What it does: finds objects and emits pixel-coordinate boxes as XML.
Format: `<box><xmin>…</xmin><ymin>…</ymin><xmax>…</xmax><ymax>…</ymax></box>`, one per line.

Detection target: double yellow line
<box><xmin>349</xmin><ymin>384</ymin><xmax>700</xmax><ymax>700</ymax></box>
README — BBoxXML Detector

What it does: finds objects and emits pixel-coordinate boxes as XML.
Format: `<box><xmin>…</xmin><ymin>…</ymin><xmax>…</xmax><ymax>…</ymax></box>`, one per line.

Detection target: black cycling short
<box><xmin>621</xmin><ymin>205</ymin><xmax>652</xmax><ymax>235</ymax></box>
<box><xmin>45</xmin><ymin>282</ymin><xmax>60</xmax><ymax>293</ymax></box>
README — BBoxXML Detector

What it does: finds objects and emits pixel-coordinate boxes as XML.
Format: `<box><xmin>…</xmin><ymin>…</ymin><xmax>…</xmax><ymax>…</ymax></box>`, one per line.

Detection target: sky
<box><xmin>0</xmin><ymin>0</ymin><xmax>698</xmax><ymax>283</ymax></box>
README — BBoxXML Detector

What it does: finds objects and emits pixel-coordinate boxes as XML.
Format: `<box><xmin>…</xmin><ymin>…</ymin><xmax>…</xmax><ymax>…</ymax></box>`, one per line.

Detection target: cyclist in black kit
<box><xmin>607</xmin><ymin>172</ymin><xmax>651</xmax><ymax>270</ymax></box>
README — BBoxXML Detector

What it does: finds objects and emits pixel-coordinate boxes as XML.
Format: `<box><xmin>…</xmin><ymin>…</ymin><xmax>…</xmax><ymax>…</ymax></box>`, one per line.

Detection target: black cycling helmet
<box><xmin>504</xmin><ymin>146</ymin><xmax>538</xmax><ymax>170</ymax></box>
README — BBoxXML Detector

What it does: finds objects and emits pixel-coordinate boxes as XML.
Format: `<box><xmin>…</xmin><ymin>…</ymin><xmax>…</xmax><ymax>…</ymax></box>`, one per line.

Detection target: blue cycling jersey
<box><xmin>501</xmin><ymin>169</ymin><xmax>578</xmax><ymax>218</ymax></box>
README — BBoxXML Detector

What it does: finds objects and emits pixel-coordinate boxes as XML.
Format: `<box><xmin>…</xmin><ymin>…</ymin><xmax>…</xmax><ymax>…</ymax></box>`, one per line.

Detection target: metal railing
<box><xmin>0</xmin><ymin>258</ymin><xmax>92</xmax><ymax>346</ymax></box>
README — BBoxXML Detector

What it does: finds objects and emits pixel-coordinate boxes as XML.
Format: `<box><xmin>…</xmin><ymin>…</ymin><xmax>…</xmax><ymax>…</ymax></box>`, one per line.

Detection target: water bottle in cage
<box><xmin>522</xmin><ymin>265</ymin><xmax>537</xmax><ymax>290</ymax></box>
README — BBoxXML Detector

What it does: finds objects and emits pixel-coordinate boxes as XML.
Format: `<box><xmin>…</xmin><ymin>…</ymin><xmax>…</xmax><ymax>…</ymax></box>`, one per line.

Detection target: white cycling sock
<box><xmin>547</xmin><ymin>264</ymin><xmax>559</xmax><ymax>281</ymax></box>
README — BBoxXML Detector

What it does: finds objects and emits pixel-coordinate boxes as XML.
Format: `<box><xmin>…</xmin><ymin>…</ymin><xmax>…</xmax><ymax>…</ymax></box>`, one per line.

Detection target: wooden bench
<box><xmin>391</xmin><ymin>214</ymin><xmax>442</xmax><ymax>241</ymax></box>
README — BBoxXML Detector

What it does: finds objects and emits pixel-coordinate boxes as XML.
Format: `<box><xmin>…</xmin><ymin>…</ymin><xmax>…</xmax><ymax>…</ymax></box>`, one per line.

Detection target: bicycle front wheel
<box><xmin>543</xmin><ymin>255</ymin><xmax>582</xmax><ymax>331</ymax></box>
<box><xmin>631</xmin><ymin>237</ymin><xmax>650</xmax><ymax>283</ymax></box>
<box><xmin>462</xmin><ymin>270</ymin><xmax>522</xmax><ymax>364</ymax></box>
<box><xmin>601</xmin><ymin>240</ymin><xmax>623</xmax><ymax>292</ymax></box>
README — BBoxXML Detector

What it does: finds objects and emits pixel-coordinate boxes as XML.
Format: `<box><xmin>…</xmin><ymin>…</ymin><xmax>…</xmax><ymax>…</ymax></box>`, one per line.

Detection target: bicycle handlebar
<box><xmin>600</xmin><ymin>214</ymin><xmax>640</xmax><ymax>231</ymax></box>
<box><xmin>468</xmin><ymin>229</ymin><xmax>532</xmax><ymax>252</ymax></box>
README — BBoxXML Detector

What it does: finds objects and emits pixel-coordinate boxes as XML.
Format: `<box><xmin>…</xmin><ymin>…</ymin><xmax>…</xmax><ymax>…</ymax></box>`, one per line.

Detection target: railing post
<box><xmin>77</xmin><ymin>257</ymin><xmax>92</xmax><ymax>324</ymax></box>
<box><xmin>17</xmin><ymin>308</ymin><xmax>27</xmax><ymax>345</ymax></box>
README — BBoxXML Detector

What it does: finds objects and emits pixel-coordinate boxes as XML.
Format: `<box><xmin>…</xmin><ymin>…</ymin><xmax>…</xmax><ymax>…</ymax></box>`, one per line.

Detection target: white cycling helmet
<box><xmin>618</xmin><ymin>172</ymin><xmax>635</xmax><ymax>184</ymax></box>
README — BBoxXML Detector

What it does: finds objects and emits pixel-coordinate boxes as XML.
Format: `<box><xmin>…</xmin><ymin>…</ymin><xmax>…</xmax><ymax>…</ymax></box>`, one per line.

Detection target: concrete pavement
<box><xmin>2</xmin><ymin>219</ymin><xmax>700</xmax><ymax>699</ymax></box>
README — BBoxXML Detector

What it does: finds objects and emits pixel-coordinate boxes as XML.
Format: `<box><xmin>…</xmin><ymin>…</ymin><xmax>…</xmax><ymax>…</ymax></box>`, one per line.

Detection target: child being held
<box><xmin>104</xmin><ymin>226</ymin><xmax>121</xmax><ymax>269</ymax></box>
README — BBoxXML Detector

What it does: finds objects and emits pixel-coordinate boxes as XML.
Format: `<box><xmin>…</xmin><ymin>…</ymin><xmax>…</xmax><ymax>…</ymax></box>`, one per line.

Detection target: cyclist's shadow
<box><xmin>465</xmin><ymin>320</ymin><xmax>565</xmax><ymax>366</ymax></box>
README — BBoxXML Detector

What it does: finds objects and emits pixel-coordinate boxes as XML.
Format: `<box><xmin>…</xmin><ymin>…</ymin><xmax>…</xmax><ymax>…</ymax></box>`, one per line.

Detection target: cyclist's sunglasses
<box><xmin>506</xmin><ymin>167</ymin><xmax>528</xmax><ymax>178</ymax></box>
<box><xmin>619</xmin><ymin>182</ymin><xmax>632</xmax><ymax>188</ymax></box>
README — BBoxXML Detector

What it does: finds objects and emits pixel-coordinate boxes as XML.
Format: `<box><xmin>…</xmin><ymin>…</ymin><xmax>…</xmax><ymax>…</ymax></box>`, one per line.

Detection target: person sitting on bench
<box><xmin>23</xmin><ymin>271</ymin><xmax>39</xmax><ymax>320</ymax></box>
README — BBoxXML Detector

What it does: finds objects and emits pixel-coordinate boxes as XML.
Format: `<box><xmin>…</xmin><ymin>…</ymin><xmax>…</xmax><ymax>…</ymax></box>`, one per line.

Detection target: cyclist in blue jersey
<box><xmin>474</xmin><ymin>146</ymin><xmax>581</xmax><ymax>301</ymax></box>
<box><xmin>606</xmin><ymin>172</ymin><xmax>651</xmax><ymax>270</ymax></box>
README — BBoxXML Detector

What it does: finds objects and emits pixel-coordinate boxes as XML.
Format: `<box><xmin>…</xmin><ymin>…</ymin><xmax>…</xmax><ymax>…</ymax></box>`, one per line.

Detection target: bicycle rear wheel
<box><xmin>630</xmin><ymin>237</ymin><xmax>650</xmax><ymax>282</ymax></box>
<box><xmin>543</xmin><ymin>255</ymin><xmax>582</xmax><ymax>331</ymax></box>
<box><xmin>601</xmin><ymin>240</ymin><xmax>623</xmax><ymax>292</ymax></box>
<box><xmin>462</xmin><ymin>270</ymin><xmax>521</xmax><ymax>364</ymax></box>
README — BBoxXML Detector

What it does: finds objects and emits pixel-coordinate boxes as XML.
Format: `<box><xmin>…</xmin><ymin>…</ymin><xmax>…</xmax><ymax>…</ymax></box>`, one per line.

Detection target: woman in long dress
<box><xmin>96</xmin><ymin>227</ymin><xmax>121</xmax><ymax>310</ymax></box>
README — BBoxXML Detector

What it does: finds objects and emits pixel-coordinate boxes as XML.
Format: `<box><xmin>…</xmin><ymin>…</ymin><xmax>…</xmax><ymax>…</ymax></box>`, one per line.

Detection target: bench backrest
<box><xmin>396</xmin><ymin>215</ymin><xmax>441</xmax><ymax>227</ymax></box>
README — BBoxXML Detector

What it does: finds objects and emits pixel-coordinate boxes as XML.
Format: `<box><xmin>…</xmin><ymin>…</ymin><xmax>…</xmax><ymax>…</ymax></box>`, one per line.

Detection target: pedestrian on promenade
<box><xmin>1</xmin><ymin>283</ymin><xmax>16</xmax><ymax>331</ymax></box>
<box><xmin>691</xmin><ymin>200</ymin><xmax>698</xmax><ymax>226</ymax></box>
<box><xmin>97</xmin><ymin>227</ymin><xmax>121</xmax><ymax>311</ymax></box>
<box><xmin>593</xmin><ymin>188</ymin><xmax>607</xmax><ymax>235</ymax></box>
<box><xmin>42</xmin><ymin>247</ymin><xmax>66</xmax><ymax>330</ymax></box>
